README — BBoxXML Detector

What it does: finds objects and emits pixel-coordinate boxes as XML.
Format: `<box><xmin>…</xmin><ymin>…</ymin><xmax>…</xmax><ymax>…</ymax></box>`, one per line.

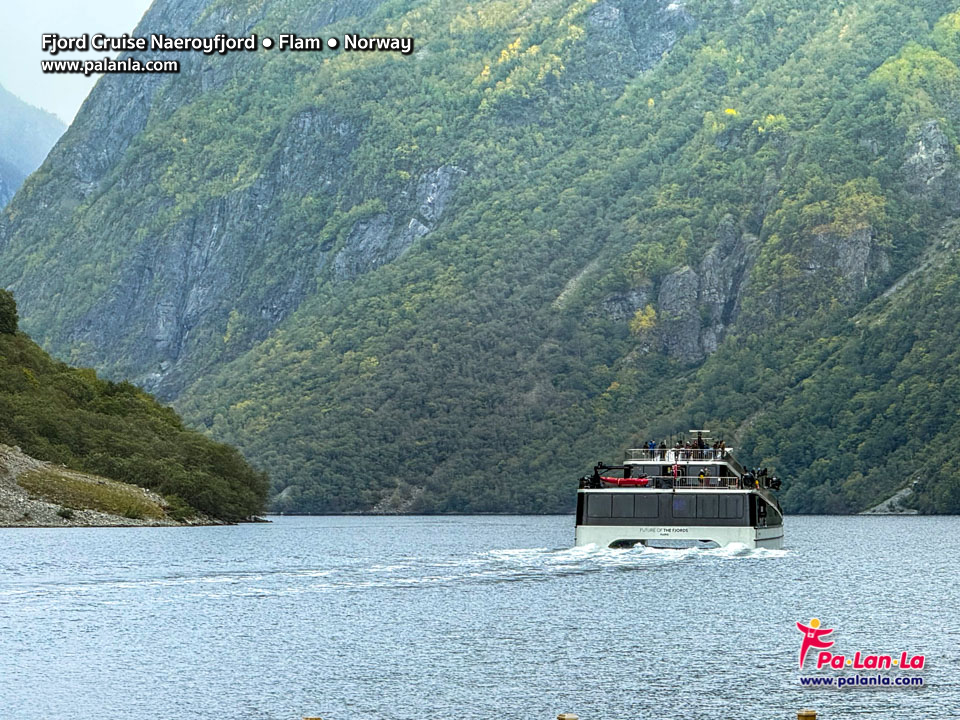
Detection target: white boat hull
<box><xmin>575</xmin><ymin>523</ymin><xmax>784</xmax><ymax>549</ymax></box>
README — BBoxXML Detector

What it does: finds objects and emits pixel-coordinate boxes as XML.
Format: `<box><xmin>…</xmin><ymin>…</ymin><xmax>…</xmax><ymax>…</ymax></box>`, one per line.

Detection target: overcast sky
<box><xmin>0</xmin><ymin>0</ymin><xmax>154</xmax><ymax>123</ymax></box>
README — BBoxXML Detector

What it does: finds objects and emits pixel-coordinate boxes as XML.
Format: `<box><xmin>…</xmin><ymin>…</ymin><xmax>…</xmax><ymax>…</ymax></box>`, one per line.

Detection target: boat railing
<box><xmin>595</xmin><ymin>475</ymin><xmax>754</xmax><ymax>490</ymax></box>
<box><xmin>670</xmin><ymin>476</ymin><xmax>740</xmax><ymax>489</ymax></box>
<box><xmin>625</xmin><ymin>448</ymin><xmax>736</xmax><ymax>464</ymax></box>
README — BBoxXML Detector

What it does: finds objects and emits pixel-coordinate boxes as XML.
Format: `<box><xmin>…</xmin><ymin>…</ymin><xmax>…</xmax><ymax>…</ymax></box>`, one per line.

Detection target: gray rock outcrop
<box><xmin>656</xmin><ymin>216</ymin><xmax>755</xmax><ymax>363</ymax></box>
<box><xmin>584</xmin><ymin>0</ymin><xmax>696</xmax><ymax>84</ymax></box>
<box><xmin>600</xmin><ymin>286</ymin><xmax>651</xmax><ymax>321</ymax></box>
<box><xmin>807</xmin><ymin>225</ymin><xmax>891</xmax><ymax>300</ymax></box>
<box><xmin>657</xmin><ymin>266</ymin><xmax>702</xmax><ymax>361</ymax></box>
<box><xmin>333</xmin><ymin>165</ymin><xmax>465</xmax><ymax>281</ymax></box>
<box><xmin>902</xmin><ymin>120</ymin><xmax>960</xmax><ymax>211</ymax></box>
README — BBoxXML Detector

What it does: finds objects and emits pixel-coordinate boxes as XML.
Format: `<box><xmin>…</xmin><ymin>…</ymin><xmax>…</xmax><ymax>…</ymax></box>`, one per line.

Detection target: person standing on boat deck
<box><xmin>658</xmin><ymin>440</ymin><xmax>666</xmax><ymax>460</ymax></box>
<box><xmin>698</xmin><ymin>468</ymin><xmax>706</xmax><ymax>486</ymax></box>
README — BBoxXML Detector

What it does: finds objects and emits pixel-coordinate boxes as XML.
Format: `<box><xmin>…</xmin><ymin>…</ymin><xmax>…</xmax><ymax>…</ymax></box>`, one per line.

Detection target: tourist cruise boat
<box><xmin>575</xmin><ymin>431</ymin><xmax>784</xmax><ymax>549</ymax></box>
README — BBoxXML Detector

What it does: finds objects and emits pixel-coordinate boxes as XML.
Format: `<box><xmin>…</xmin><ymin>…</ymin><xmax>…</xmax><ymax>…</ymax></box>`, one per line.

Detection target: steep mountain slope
<box><xmin>0</xmin><ymin>85</ymin><xmax>64</xmax><ymax>206</ymax></box>
<box><xmin>0</xmin><ymin>290</ymin><xmax>267</xmax><ymax>521</ymax></box>
<box><xmin>2</xmin><ymin>0</ymin><xmax>960</xmax><ymax>514</ymax></box>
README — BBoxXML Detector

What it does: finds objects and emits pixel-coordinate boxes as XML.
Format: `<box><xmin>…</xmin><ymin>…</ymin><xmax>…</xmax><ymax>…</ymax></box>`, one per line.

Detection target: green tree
<box><xmin>0</xmin><ymin>289</ymin><xmax>17</xmax><ymax>334</ymax></box>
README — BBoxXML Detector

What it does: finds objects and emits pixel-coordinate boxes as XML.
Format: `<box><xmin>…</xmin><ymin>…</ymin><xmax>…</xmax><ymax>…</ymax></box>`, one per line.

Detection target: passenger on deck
<box><xmin>658</xmin><ymin>440</ymin><xmax>666</xmax><ymax>460</ymax></box>
<box><xmin>698</xmin><ymin>469</ymin><xmax>706</xmax><ymax>485</ymax></box>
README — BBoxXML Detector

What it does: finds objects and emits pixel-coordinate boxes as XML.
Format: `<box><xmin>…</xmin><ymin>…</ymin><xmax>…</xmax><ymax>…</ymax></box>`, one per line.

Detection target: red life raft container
<box><xmin>599</xmin><ymin>476</ymin><xmax>651</xmax><ymax>487</ymax></box>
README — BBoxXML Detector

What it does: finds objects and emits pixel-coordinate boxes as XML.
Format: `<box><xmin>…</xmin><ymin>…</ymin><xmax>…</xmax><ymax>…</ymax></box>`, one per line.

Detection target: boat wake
<box><xmin>0</xmin><ymin>542</ymin><xmax>786</xmax><ymax>602</ymax></box>
<box><xmin>348</xmin><ymin>541</ymin><xmax>788</xmax><ymax>592</ymax></box>
<box><xmin>485</xmin><ymin>541</ymin><xmax>787</xmax><ymax>568</ymax></box>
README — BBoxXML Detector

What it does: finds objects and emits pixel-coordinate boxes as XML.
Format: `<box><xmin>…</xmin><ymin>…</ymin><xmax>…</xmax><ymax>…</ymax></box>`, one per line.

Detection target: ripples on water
<box><xmin>1</xmin><ymin>542</ymin><xmax>783</xmax><ymax>598</ymax></box>
<box><xmin>0</xmin><ymin>516</ymin><xmax>956</xmax><ymax>719</ymax></box>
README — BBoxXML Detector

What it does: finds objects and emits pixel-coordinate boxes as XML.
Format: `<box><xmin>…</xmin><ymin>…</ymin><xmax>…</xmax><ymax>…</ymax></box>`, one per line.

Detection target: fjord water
<box><xmin>0</xmin><ymin>516</ymin><xmax>956</xmax><ymax>720</ymax></box>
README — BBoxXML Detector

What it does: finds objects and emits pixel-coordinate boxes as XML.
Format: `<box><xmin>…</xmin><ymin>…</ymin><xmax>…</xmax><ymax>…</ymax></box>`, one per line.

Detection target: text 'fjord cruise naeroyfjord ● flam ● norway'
<box><xmin>575</xmin><ymin>431</ymin><xmax>784</xmax><ymax>549</ymax></box>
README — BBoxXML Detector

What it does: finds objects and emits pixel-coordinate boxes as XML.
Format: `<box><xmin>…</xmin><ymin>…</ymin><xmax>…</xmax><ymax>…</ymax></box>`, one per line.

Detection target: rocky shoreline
<box><xmin>0</xmin><ymin>444</ymin><xmax>222</xmax><ymax>528</ymax></box>
<box><xmin>860</xmin><ymin>485</ymin><xmax>919</xmax><ymax>515</ymax></box>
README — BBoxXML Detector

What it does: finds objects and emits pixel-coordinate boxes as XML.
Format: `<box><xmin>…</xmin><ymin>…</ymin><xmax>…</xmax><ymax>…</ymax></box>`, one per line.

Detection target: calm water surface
<box><xmin>0</xmin><ymin>515</ymin><xmax>957</xmax><ymax>720</ymax></box>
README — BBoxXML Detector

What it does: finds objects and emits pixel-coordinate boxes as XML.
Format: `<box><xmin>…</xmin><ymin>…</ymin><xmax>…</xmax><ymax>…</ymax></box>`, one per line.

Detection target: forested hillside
<box><xmin>0</xmin><ymin>291</ymin><xmax>267</xmax><ymax>521</ymax></box>
<box><xmin>2</xmin><ymin>0</ymin><xmax>960</xmax><ymax>514</ymax></box>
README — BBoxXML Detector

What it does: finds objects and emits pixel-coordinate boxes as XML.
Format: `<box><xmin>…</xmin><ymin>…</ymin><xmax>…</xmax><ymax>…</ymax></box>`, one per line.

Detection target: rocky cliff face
<box><xmin>1</xmin><ymin>0</ymin><xmax>461</xmax><ymax>399</ymax></box>
<box><xmin>51</xmin><ymin>0</ymin><xmax>217</xmax><ymax>198</ymax></box>
<box><xmin>806</xmin><ymin>225</ymin><xmax>891</xmax><ymax>300</ymax></box>
<box><xmin>903</xmin><ymin>120</ymin><xmax>960</xmax><ymax>211</ymax></box>
<box><xmin>645</xmin><ymin>217</ymin><xmax>755</xmax><ymax>363</ymax></box>
<box><xmin>63</xmin><ymin>150</ymin><xmax>463</xmax><ymax>397</ymax></box>
<box><xmin>333</xmin><ymin>166</ymin><xmax>465</xmax><ymax>281</ymax></box>
<box><xmin>0</xmin><ymin>0</ymin><xmax>696</xmax><ymax>397</ymax></box>
<box><xmin>63</xmin><ymin>104</ymin><xmax>365</xmax><ymax>396</ymax></box>
<box><xmin>600</xmin><ymin>286</ymin><xmax>651</xmax><ymax>320</ymax></box>
<box><xmin>584</xmin><ymin>0</ymin><xmax>696</xmax><ymax>84</ymax></box>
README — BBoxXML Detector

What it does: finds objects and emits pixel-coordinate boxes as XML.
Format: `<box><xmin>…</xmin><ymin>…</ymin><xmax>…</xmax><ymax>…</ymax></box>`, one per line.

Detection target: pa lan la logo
<box><xmin>796</xmin><ymin>618</ymin><xmax>924</xmax><ymax>671</ymax></box>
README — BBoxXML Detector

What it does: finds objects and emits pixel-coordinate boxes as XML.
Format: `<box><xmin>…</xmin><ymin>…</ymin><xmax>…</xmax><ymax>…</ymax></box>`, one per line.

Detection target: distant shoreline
<box><xmin>263</xmin><ymin>510</ymin><xmax>949</xmax><ymax>517</ymax></box>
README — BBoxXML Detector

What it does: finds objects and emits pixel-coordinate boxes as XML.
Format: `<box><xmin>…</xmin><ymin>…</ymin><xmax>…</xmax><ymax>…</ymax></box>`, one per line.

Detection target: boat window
<box><xmin>672</xmin><ymin>496</ymin><xmax>695</xmax><ymax>518</ymax></box>
<box><xmin>612</xmin><ymin>494</ymin><xmax>634</xmax><ymax>518</ymax></box>
<box><xmin>720</xmin><ymin>495</ymin><xmax>743</xmax><ymax>519</ymax></box>
<box><xmin>588</xmin><ymin>494</ymin><xmax>612</xmax><ymax>518</ymax></box>
<box><xmin>697</xmin><ymin>494</ymin><xmax>719</xmax><ymax>518</ymax></box>
<box><xmin>635</xmin><ymin>495</ymin><xmax>659</xmax><ymax>518</ymax></box>
<box><xmin>764</xmin><ymin>500</ymin><xmax>783</xmax><ymax>526</ymax></box>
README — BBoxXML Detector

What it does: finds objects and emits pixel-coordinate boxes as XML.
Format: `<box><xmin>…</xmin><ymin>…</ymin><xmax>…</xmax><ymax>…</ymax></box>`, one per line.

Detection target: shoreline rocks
<box><xmin>0</xmin><ymin>443</ymin><xmax>223</xmax><ymax>528</ymax></box>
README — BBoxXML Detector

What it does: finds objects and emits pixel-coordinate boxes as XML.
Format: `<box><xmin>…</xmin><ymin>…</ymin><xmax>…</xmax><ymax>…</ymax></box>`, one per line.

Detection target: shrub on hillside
<box><xmin>0</xmin><ymin>289</ymin><xmax>17</xmax><ymax>334</ymax></box>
